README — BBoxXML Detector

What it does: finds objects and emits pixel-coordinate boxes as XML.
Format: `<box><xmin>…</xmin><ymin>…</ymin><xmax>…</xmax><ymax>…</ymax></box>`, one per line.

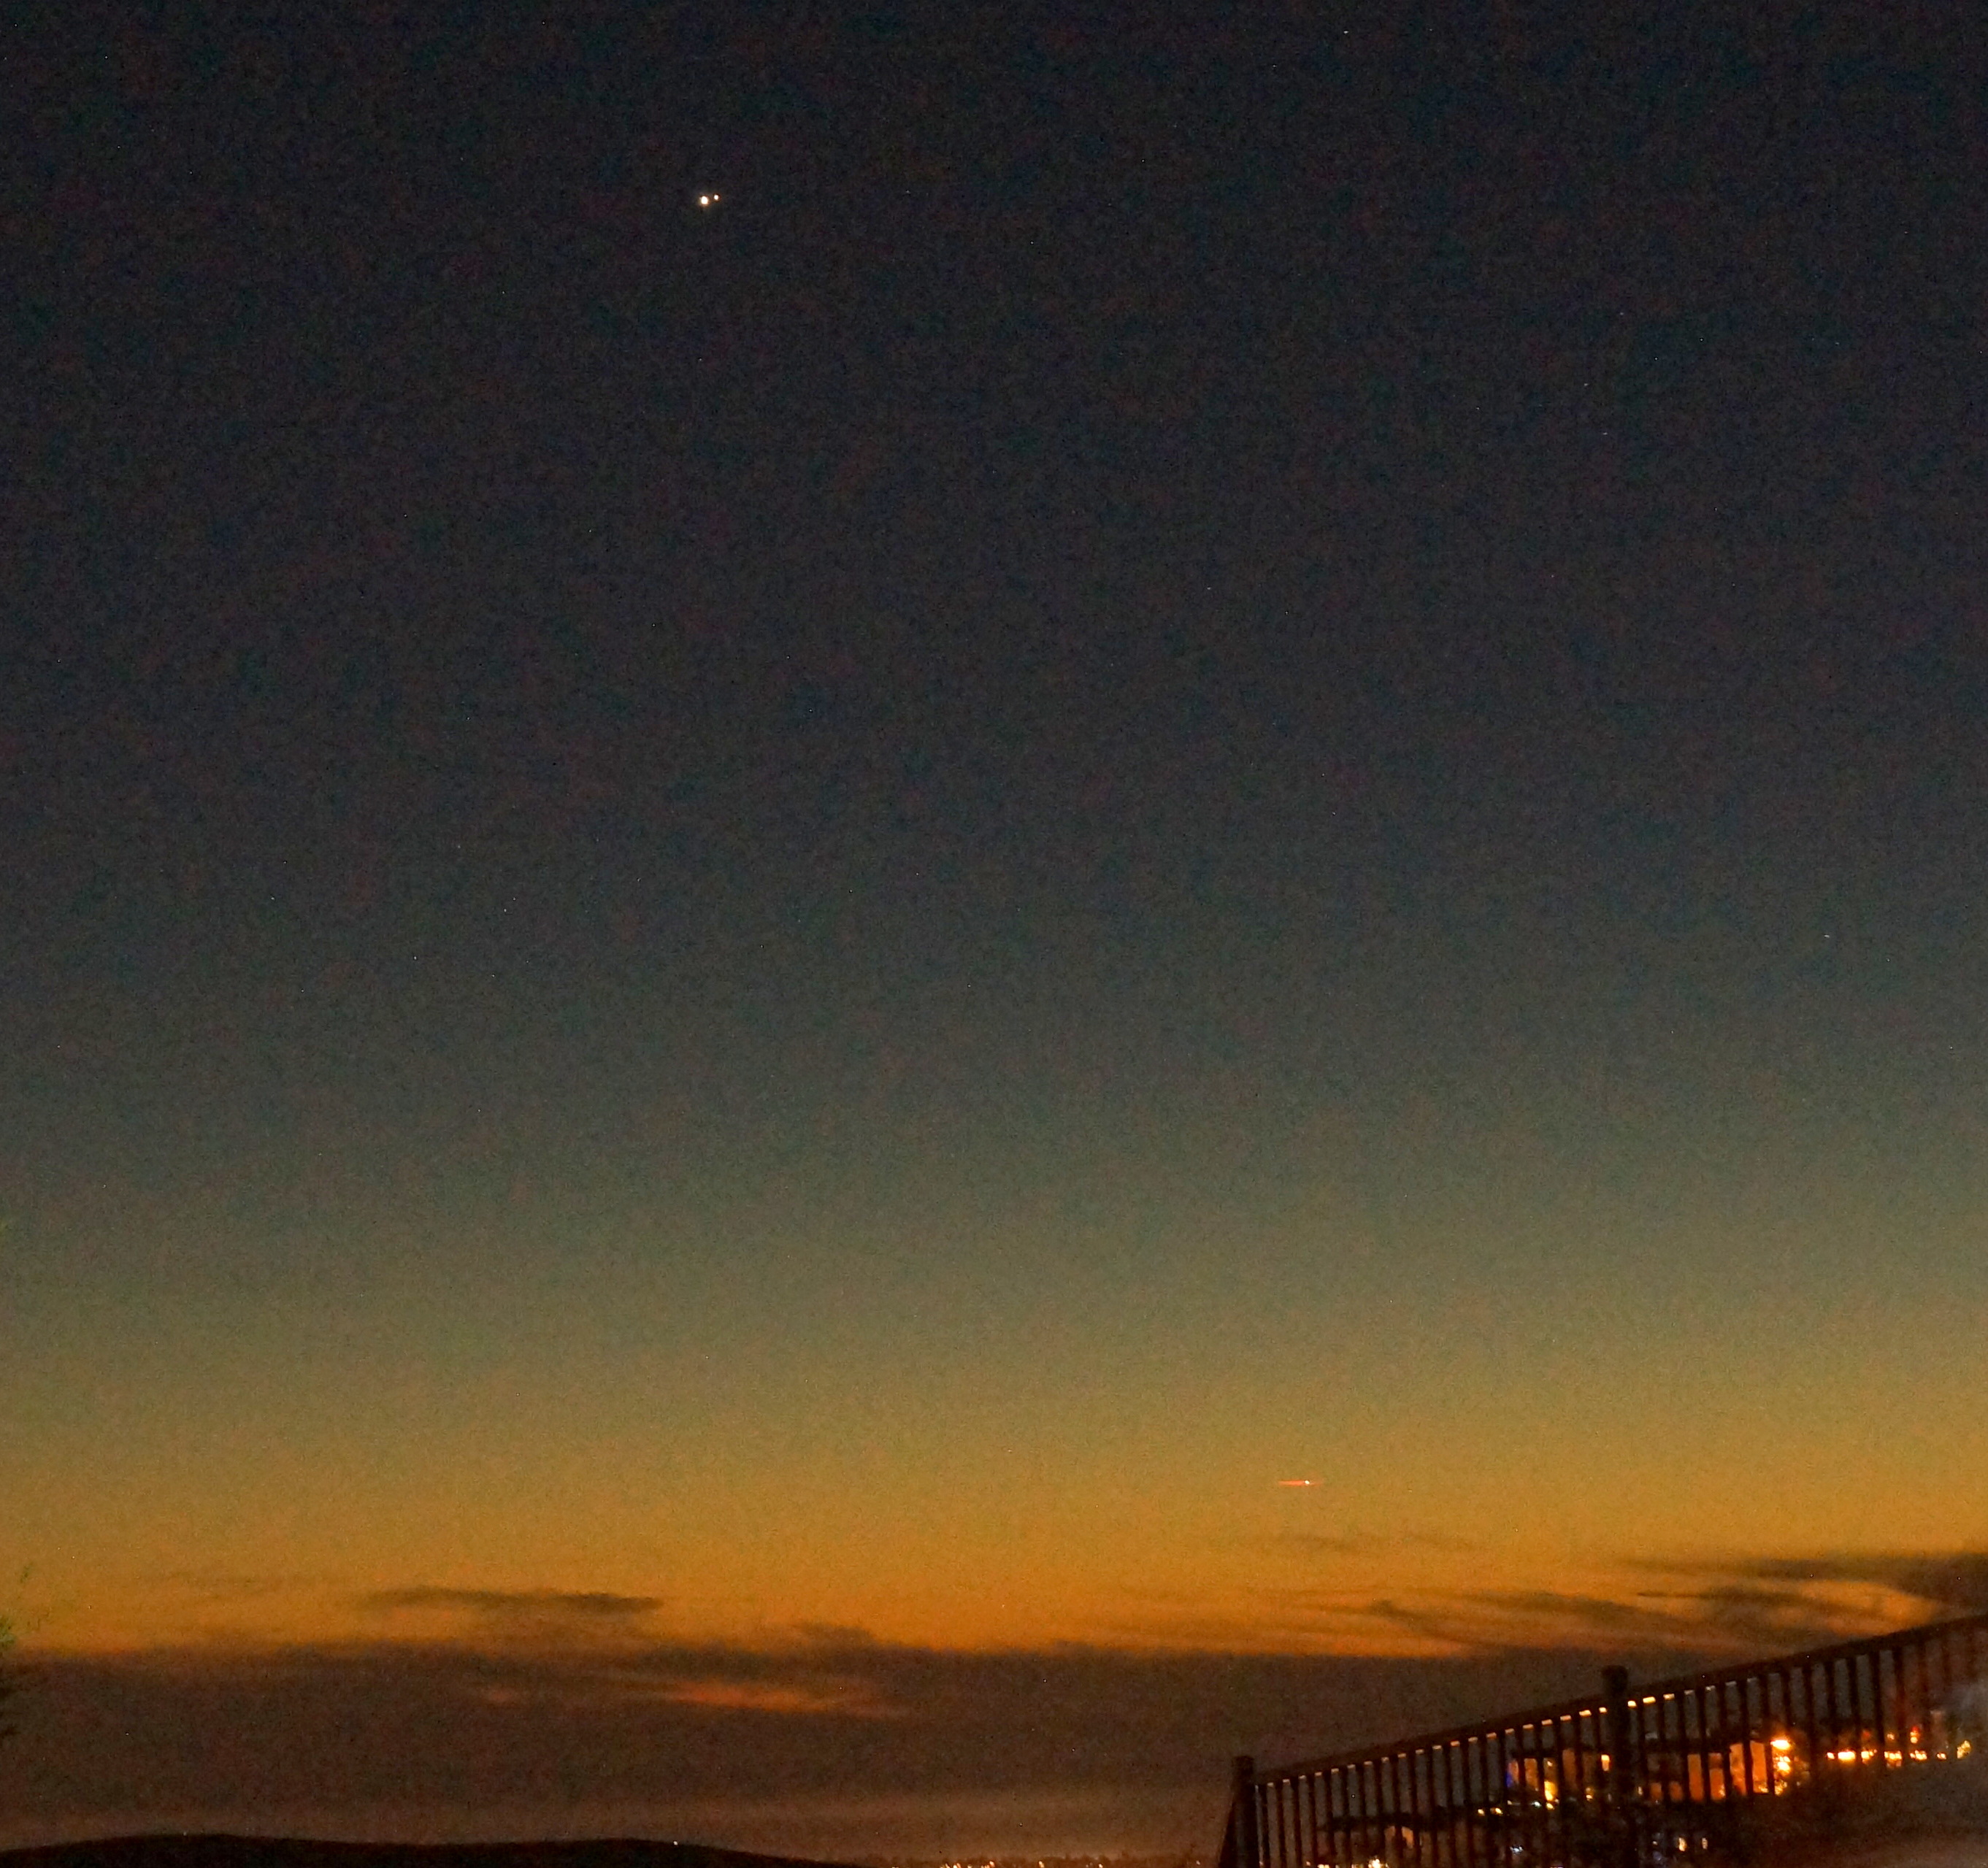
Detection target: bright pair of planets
<box><xmin>696</xmin><ymin>191</ymin><xmax>722</xmax><ymax>209</ymax></box>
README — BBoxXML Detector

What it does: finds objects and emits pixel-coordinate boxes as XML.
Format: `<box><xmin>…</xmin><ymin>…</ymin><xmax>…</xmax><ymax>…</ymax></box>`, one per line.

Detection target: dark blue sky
<box><xmin>3</xmin><ymin>1</ymin><xmax>1987</xmax><ymax>1849</ymax></box>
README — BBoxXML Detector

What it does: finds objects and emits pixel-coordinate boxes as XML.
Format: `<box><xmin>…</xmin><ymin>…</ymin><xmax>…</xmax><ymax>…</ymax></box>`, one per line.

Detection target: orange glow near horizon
<box><xmin>7</xmin><ymin>1037</ymin><xmax>1987</xmax><ymax>1677</ymax></box>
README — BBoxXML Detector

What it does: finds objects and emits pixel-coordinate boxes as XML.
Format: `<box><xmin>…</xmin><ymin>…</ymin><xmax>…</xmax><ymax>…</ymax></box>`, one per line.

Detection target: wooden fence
<box><xmin>1218</xmin><ymin>1610</ymin><xmax>1988</xmax><ymax>1868</ymax></box>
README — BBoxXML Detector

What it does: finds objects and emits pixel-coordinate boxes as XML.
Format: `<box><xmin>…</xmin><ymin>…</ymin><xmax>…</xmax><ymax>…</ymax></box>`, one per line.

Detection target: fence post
<box><xmin>1223</xmin><ymin>1753</ymin><xmax>1259</xmax><ymax>1868</ymax></box>
<box><xmin>1603</xmin><ymin>1665</ymin><xmax>1638</xmax><ymax>1868</ymax></box>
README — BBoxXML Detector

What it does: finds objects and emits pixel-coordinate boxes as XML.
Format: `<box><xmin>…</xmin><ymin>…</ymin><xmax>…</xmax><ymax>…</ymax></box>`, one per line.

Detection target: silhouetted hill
<box><xmin>0</xmin><ymin>1840</ymin><xmax>854</xmax><ymax>1868</ymax></box>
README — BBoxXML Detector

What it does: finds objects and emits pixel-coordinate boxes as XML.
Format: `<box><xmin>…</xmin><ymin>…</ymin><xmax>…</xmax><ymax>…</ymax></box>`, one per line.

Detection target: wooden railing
<box><xmin>1218</xmin><ymin>1610</ymin><xmax>1988</xmax><ymax>1868</ymax></box>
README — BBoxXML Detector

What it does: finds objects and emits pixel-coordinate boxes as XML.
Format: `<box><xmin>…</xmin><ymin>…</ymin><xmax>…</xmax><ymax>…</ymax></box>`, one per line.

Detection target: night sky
<box><xmin>4</xmin><ymin>2</ymin><xmax>1987</xmax><ymax>1851</ymax></box>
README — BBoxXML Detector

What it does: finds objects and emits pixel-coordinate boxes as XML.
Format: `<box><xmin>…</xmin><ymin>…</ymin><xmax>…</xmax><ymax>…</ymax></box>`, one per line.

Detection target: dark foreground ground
<box><xmin>0</xmin><ymin>1840</ymin><xmax>853</xmax><ymax>1868</ymax></box>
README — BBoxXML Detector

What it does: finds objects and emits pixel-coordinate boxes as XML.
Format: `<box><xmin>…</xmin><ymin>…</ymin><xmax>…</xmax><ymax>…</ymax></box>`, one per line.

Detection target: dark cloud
<box><xmin>1630</xmin><ymin>1583</ymin><xmax>1860</xmax><ymax>1648</ymax></box>
<box><xmin>358</xmin><ymin>1591</ymin><xmax>665</xmax><ymax>1623</ymax></box>
<box><xmin>1267</xmin><ymin>1530</ymin><xmax>1478</xmax><ymax>1559</ymax></box>
<box><xmin>1736</xmin><ymin>1554</ymin><xmax>1988</xmax><ymax>1616</ymax></box>
<box><xmin>1343</xmin><ymin>1590</ymin><xmax>1738</xmax><ymax>1662</ymax></box>
<box><xmin>13</xmin><ymin>1570</ymin><xmax>1961</xmax><ymax>1849</ymax></box>
<box><xmin>0</xmin><ymin>1634</ymin><xmax>1700</xmax><ymax>1847</ymax></box>
<box><xmin>1241</xmin><ymin>1582</ymin><xmax>1841</xmax><ymax>1667</ymax></box>
<box><xmin>1633</xmin><ymin>1552</ymin><xmax>1988</xmax><ymax>1618</ymax></box>
<box><xmin>1462</xmin><ymin>1584</ymin><xmax>1851</xmax><ymax>1656</ymax></box>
